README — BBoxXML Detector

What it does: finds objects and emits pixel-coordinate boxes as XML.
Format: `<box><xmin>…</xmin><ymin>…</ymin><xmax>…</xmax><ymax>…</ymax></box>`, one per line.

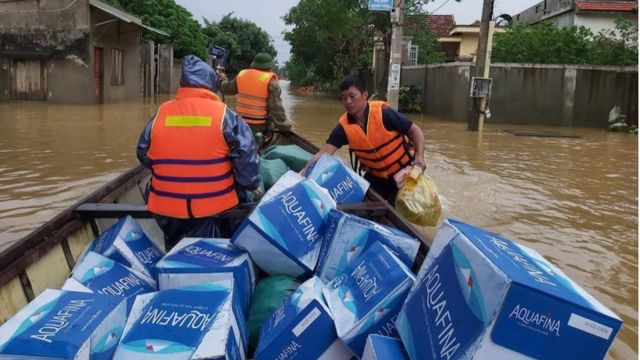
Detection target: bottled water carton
<box><xmin>323</xmin><ymin>241</ymin><xmax>415</xmax><ymax>357</ymax></box>
<box><xmin>362</xmin><ymin>334</ymin><xmax>409</xmax><ymax>360</ymax></box>
<box><xmin>155</xmin><ymin>237</ymin><xmax>256</xmax><ymax>313</ymax></box>
<box><xmin>255</xmin><ymin>276</ymin><xmax>353</xmax><ymax>360</ymax></box>
<box><xmin>0</xmin><ymin>289</ymin><xmax>127</xmax><ymax>360</ymax></box>
<box><xmin>62</xmin><ymin>251</ymin><xmax>156</xmax><ymax>312</ymax></box>
<box><xmin>396</xmin><ymin>219</ymin><xmax>623</xmax><ymax>360</ymax></box>
<box><xmin>84</xmin><ymin>215</ymin><xmax>164</xmax><ymax>278</ymax></box>
<box><xmin>232</xmin><ymin>178</ymin><xmax>336</xmax><ymax>277</ymax></box>
<box><xmin>114</xmin><ymin>281</ymin><xmax>248</xmax><ymax>360</ymax></box>
<box><xmin>306</xmin><ymin>153</ymin><xmax>370</xmax><ymax>204</ymax></box>
<box><xmin>316</xmin><ymin>209</ymin><xmax>420</xmax><ymax>283</ymax></box>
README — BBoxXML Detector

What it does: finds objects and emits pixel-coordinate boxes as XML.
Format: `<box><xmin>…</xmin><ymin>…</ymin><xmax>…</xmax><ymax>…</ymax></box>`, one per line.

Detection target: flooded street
<box><xmin>0</xmin><ymin>81</ymin><xmax>637</xmax><ymax>359</ymax></box>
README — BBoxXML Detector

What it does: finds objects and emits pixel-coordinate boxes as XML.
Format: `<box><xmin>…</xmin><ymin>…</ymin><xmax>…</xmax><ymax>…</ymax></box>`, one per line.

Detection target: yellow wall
<box><xmin>459</xmin><ymin>33</ymin><xmax>480</xmax><ymax>60</ymax></box>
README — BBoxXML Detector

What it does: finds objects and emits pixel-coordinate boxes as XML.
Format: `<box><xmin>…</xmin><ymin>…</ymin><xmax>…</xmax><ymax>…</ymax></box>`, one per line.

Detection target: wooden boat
<box><xmin>0</xmin><ymin>131</ymin><xmax>430</xmax><ymax>323</ymax></box>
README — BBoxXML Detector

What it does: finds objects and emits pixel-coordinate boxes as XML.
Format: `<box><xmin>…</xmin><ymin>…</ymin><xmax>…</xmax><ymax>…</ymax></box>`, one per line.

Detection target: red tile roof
<box><xmin>574</xmin><ymin>1</ymin><xmax>638</xmax><ymax>12</ymax></box>
<box><xmin>426</xmin><ymin>15</ymin><xmax>456</xmax><ymax>37</ymax></box>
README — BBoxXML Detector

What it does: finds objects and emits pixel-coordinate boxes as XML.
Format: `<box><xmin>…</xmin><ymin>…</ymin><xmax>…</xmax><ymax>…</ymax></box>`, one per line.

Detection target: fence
<box><xmin>401</xmin><ymin>63</ymin><xmax>638</xmax><ymax>127</ymax></box>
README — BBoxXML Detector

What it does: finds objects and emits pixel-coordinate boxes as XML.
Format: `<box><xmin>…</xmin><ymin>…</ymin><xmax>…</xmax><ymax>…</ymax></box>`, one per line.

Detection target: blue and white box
<box><xmin>323</xmin><ymin>241</ymin><xmax>415</xmax><ymax>356</ymax></box>
<box><xmin>255</xmin><ymin>276</ymin><xmax>353</xmax><ymax>360</ymax></box>
<box><xmin>363</xmin><ymin>335</ymin><xmax>409</xmax><ymax>360</ymax></box>
<box><xmin>306</xmin><ymin>153</ymin><xmax>370</xmax><ymax>204</ymax></box>
<box><xmin>396</xmin><ymin>219</ymin><xmax>623</xmax><ymax>360</ymax></box>
<box><xmin>232</xmin><ymin>178</ymin><xmax>336</xmax><ymax>277</ymax></box>
<box><xmin>154</xmin><ymin>237</ymin><xmax>256</xmax><ymax>313</ymax></box>
<box><xmin>85</xmin><ymin>215</ymin><xmax>164</xmax><ymax>278</ymax></box>
<box><xmin>63</xmin><ymin>251</ymin><xmax>156</xmax><ymax>310</ymax></box>
<box><xmin>260</xmin><ymin>170</ymin><xmax>304</xmax><ymax>203</ymax></box>
<box><xmin>316</xmin><ymin>209</ymin><xmax>420</xmax><ymax>282</ymax></box>
<box><xmin>0</xmin><ymin>289</ymin><xmax>127</xmax><ymax>360</ymax></box>
<box><xmin>114</xmin><ymin>281</ymin><xmax>248</xmax><ymax>360</ymax></box>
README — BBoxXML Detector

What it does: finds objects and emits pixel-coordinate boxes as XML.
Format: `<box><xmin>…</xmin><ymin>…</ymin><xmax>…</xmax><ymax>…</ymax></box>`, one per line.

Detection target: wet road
<box><xmin>0</xmin><ymin>81</ymin><xmax>636</xmax><ymax>358</ymax></box>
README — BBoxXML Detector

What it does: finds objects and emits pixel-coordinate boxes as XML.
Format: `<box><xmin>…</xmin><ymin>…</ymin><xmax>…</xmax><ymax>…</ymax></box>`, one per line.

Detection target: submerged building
<box><xmin>0</xmin><ymin>0</ymin><xmax>169</xmax><ymax>103</ymax></box>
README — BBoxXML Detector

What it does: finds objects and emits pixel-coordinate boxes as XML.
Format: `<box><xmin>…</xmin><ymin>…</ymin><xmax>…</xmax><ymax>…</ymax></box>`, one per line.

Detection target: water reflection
<box><xmin>0</xmin><ymin>81</ymin><xmax>636</xmax><ymax>359</ymax></box>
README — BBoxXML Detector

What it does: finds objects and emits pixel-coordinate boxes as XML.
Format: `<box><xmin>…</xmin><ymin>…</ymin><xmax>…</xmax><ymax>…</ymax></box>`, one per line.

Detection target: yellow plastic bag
<box><xmin>395</xmin><ymin>166</ymin><xmax>442</xmax><ymax>226</ymax></box>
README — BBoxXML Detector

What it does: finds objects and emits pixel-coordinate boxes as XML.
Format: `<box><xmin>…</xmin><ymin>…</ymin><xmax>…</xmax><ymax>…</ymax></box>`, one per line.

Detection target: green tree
<box><xmin>106</xmin><ymin>0</ymin><xmax>208</xmax><ymax>59</ymax></box>
<box><xmin>405</xmin><ymin>15</ymin><xmax>445</xmax><ymax>64</ymax></box>
<box><xmin>283</xmin><ymin>0</ymin><xmax>442</xmax><ymax>92</ymax></box>
<box><xmin>492</xmin><ymin>19</ymin><xmax>637</xmax><ymax>66</ymax></box>
<box><xmin>203</xmin><ymin>14</ymin><xmax>277</xmax><ymax>76</ymax></box>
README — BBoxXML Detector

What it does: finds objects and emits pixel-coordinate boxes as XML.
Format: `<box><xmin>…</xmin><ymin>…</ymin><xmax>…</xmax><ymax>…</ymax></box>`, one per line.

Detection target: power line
<box><xmin>430</xmin><ymin>0</ymin><xmax>452</xmax><ymax>14</ymax></box>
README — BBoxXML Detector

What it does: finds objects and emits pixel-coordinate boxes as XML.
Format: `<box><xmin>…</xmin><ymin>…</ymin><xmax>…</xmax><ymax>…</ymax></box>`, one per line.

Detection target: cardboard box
<box><xmin>323</xmin><ymin>241</ymin><xmax>415</xmax><ymax>357</ymax></box>
<box><xmin>306</xmin><ymin>153</ymin><xmax>370</xmax><ymax>204</ymax></box>
<box><xmin>316</xmin><ymin>209</ymin><xmax>420</xmax><ymax>283</ymax></box>
<box><xmin>62</xmin><ymin>251</ymin><xmax>156</xmax><ymax>312</ymax></box>
<box><xmin>363</xmin><ymin>335</ymin><xmax>409</xmax><ymax>360</ymax></box>
<box><xmin>255</xmin><ymin>276</ymin><xmax>353</xmax><ymax>360</ymax></box>
<box><xmin>232</xmin><ymin>178</ymin><xmax>336</xmax><ymax>277</ymax></box>
<box><xmin>396</xmin><ymin>219</ymin><xmax>623</xmax><ymax>360</ymax></box>
<box><xmin>114</xmin><ymin>281</ymin><xmax>247</xmax><ymax>360</ymax></box>
<box><xmin>84</xmin><ymin>215</ymin><xmax>164</xmax><ymax>278</ymax></box>
<box><xmin>0</xmin><ymin>289</ymin><xmax>127</xmax><ymax>359</ymax></box>
<box><xmin>155</xmin><ymin>237</ymin><xmax>256</xmax><ymax>313</ymax></box>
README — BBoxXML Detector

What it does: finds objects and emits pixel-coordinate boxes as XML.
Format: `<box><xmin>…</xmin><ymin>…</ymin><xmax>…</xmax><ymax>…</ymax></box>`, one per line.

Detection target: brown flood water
<box><xmin>0</xmin><ymin>81</ymin><xmax>637</xmax><ymax>358</ymax></box>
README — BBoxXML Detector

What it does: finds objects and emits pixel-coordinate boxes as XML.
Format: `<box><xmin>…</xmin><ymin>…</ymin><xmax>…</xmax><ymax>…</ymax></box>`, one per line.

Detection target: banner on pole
<box><xmin>368</xmin><ymin>0</ymin><xmax>394</xmax><ymax>11</ymax></box>
<box><xmin>389</xmin><ymin>63</ymin><xmax>401</xmax><ymax>90</ymax></box>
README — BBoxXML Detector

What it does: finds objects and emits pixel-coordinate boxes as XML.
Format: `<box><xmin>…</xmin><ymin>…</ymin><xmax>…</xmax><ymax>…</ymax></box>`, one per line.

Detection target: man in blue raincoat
<box><xmin>137</xmin><ymin>55</ymin><xmax>261</xmax><ymax>250</ymax></box>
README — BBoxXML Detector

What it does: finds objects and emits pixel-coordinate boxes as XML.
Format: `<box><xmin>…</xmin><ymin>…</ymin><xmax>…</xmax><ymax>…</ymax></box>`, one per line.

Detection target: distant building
<box><xmin>513</xmin><ymin>0</ymin><xmax>638</xmax><ymax>34</ymax></box>
<box><xmin>0</xmin><ymin>0</ymin><xmax>168</xmax><ymax>103</ymax></box>
<box><xmin>426</xmin><ymin>15</ymin><xmax>457</xmax><ymax>62</ymax></box>
<box><xmin>436</xmin><ymin>22</ymin><xmax>507</xmax><ymax>62</ymax></box>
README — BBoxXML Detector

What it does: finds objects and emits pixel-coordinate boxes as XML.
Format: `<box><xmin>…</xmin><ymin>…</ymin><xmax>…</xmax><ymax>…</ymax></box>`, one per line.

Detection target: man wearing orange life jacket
<box><xmin>303</xmin><ymin>75</ymin><xmax>426</xmax><ymax>205</ymax></box>
<box><xmin>219</xmin><ymin>53</ymin><xmax>292</xmax><ymax>134</ymax></box>
<box><xmin>137</xmin><ymin>55</ymin><xmax>261</xmax><ymax>250</ymax></box>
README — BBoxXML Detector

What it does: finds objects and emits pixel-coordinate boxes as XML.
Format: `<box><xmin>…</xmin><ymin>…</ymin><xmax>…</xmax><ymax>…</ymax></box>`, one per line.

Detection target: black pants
<box><xmin>364</xmin><ymin>173</ymin><xmax>399</xmax><ymax>205</ymax></box>
<box><xmin>153</xmin><ymin>215</ymin><xmax>238</xmax><ymax>251</ymax></box>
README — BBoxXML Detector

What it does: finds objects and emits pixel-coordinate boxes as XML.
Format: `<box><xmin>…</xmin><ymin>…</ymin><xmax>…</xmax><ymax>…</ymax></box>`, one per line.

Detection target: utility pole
<box><xmin>467</xmin><ymin>0</ymin><xmax>494</xmax><ymax>131</ymax></box>
<box><xmin>386</xmin><ymin>0</ymin><xmax>404</xmax><ymax>109</ymax></box>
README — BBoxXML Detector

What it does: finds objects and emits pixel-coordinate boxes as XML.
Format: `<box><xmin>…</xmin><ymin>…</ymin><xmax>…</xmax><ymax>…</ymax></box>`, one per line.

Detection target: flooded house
<box><xmin>0</xmin><ymin>0</ymin><xmax>168</xmax><ymax>103</ymax></box>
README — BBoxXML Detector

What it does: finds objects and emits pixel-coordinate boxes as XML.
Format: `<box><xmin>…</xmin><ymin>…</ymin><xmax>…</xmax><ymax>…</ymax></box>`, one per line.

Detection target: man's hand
<box><xmin>413</xmin><ymin>157</ymin><xmax>426</xmax><ymax>171</ymax></box>
<box><xmin>251</xmin><ymin>187</ymin><xmax>264</xmax><ymax>199</ymax></box>
<box><xmin>217</xmin><ymin>69</ymin><xmax>228</xmax><ymax>82</ymax></box>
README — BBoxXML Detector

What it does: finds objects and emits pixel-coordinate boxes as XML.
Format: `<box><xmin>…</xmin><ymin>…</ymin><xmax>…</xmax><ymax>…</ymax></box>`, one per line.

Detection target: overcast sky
<box><xmin>176</xmin><ymin>0</ymin><xmax>541</xmax><ymax>64</ymax></box>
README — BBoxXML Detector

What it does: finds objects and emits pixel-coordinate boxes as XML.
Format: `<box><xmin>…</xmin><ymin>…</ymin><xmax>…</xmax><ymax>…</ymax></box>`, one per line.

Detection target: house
<box><xmin>436</xmin><ymin>21</ymin><xmax>507</xmax><ymax>62</ymax></box>
<box><xmin>513</xmin><ymin>0</ymin><xmax>638</xmax><ymax>34</ymax></box>
<box><xmin>0</xmin><ymin>0</ymin><xmax>169</xmax><ymax>103</ymax></box>
<box><xmin>426</xmin><ymin>15</ymin><xmax>457</xmax><ymax>62</ymax></box>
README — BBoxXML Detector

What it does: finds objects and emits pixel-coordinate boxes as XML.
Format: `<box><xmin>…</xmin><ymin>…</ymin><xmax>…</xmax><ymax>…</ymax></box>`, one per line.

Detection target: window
<box><xmin>535</xmin><ymin>5</ymin><xmax>541</xmax><ymax>13</ymax></box>
<box><xmin>111</xmin><ymin>48</ymin><xmax>125</xmax><ymax>85</ymax></box>
<box><xmin>409</xmin><ymin>45</ymin><xmax>419</xmax><ymax>66</ymax></box>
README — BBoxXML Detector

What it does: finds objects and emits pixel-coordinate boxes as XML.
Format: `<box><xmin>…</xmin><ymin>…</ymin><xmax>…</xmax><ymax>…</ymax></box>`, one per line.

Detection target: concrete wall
<box><xmin>0</xmin><ymin>0</ymin><xmax>92</xmax><ymax>102</ymax></box>
<box><xmin>171</xmin><ymin>59</ymin><xmax>181</xmax><ymax>93</ymax></box>
<box><xmin>403</xmin><ymin>62</ymin><xmax>638</xmax><ymax>128</ymax></box>
<box><xmin>157</xmin><ymin>44</ymin><xmax>173</xmax><ymax>93</ymax></box>
<box><xmin>90</xmin><ymin>7</ymin><xmax>142</xmax><ymax>103</ymax></box>
<box><xmin>574</xmin><ymin>12</ymin><xmax>638</xmax><ymax>34</ymax></box>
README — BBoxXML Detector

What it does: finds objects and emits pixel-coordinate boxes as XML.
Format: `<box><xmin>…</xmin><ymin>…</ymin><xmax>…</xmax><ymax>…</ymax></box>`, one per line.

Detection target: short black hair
<box><xmin>339</xmin><ymin>75</ymin><xmax>367</xmax><ymax>93</ymax></box>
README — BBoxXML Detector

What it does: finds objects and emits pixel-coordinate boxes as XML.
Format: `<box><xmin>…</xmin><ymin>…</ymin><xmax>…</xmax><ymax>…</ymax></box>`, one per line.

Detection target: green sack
<box><xmin>248</xmin><ymin>275</ymin><xmax>301</xmax><ymax>352</ymax></box>
<box><xmin>260</xmin><ymin>157</ymin><xmax>290</xmax><ymax>190</ymax></box>
<box><xmin>262</xmin><ymin>145</ymin><xmax>312</xmax><ymax>172</ymax></box>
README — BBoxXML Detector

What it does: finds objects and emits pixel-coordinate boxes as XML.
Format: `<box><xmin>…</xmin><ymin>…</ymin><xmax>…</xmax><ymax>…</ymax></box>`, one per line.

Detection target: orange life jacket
<box><xmin>339</xmin><ymin>101</ymin><xmax>414</xmax><ymax>179</ymax></box>
<box><xmin>235</xmin><ymin>68</ymin><xmax>277</xmax><ymax>130</ymax></box>
<box><xmin>146</xmin><ymin>87</ymin><xmax>238</xmax><ymax>218</ymax></box>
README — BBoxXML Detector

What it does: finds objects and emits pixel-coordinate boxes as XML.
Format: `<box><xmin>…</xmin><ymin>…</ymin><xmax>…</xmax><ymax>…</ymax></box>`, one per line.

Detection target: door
<box><xmin>94</xmin><ymin>47</ymin><xmax>104</xmax><ymax>104</ymax></box>
<box><xmin>10</xmin><ymin>60</ymin><xmax>46</xmax><ymax>100</ymax></box>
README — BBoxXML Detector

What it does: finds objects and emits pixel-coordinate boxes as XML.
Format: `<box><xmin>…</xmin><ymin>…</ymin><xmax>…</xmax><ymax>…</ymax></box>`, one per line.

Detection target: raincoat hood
<box><xmin>181</xmin><ymin>55</ymin><xmax>218</xmax><ymax>91</ymax></box>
